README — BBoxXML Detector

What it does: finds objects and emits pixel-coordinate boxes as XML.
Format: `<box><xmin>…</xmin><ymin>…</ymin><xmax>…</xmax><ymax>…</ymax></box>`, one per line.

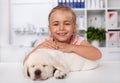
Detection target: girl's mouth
<box><xmin>57</xmin><ymin>33</ymin><xmax>67</xmax><ymax>36</ymax></box>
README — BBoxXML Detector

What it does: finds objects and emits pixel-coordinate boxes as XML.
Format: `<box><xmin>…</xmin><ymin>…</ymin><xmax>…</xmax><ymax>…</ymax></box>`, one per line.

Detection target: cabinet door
<box><xmin>106</xmin><ymin>0</ymin><xmax>120</xmax><ymax>47</ymax></box>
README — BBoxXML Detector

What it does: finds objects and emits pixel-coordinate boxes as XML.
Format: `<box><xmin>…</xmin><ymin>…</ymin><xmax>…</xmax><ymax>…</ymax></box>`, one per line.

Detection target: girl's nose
<box><xmin>59</xmin><ymin>24</ymin><xmax>64</xmax><ymax>31</ymax></box>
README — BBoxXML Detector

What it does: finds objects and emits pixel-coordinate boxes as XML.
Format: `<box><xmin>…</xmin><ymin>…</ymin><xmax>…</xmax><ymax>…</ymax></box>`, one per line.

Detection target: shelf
<box><xmin>73</xmin><ymin>8</ymin><xmax>85</xmax><ymax>11</ymax></box>
<box><xmin>73</xmin><ymin>8</ymin><xmax>106</xmax><ymax>11</ymax></box>
<box><xmin>107</xmin><ymin>8</ymin><xmax>120</xmax><ymax>10</ymax></box>
<box><xmin>107</xmin><ymin>28</ymin><xmax>120</xmax><ymax>31</ymax></box>
<box><xmin>87</xmin><ymin>10</ymin><xmax>105</xmax><ymax>13</ymax></box>
<box><xmin>86</xmin><ymin>8</ymin><xmax>106</xmax><ymax>11</ymax></box>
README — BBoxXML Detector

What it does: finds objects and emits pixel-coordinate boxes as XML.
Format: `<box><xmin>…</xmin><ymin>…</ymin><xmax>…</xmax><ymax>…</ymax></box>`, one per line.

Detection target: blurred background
<box><xmin>0</xmin><ymin>0</ymin><xmax>120</xmax><ymax>62</ymax></box>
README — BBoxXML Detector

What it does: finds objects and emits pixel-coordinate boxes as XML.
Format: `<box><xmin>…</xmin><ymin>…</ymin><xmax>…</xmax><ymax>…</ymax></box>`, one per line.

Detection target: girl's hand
<box><xmin>56</xmin><ymin>42</ymin><xmax>74</xmax><ymax>53</ymax></box>
<box><xmin>37</xmin><ymin>40</ymin><xmax>58</xmax><ymax>49</ymax></box>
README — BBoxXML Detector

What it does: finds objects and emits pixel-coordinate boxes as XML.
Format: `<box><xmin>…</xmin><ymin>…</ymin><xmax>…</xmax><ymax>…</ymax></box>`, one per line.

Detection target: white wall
<box><xmin>0</xmin><ymin>0</ymin><xmax>1</xmax><ymax>60</ymax></box>
<box><xmin>0</xmin><ymin>0</ymin><xmax>120</xmax><ymax>63</ymax></box>
<box><xmin>0</xmin><ymin>0</ymin><xmax>33</xmax><ymax>62</ymax></box>
<box><xmin>0</xmin><ymin>0</ymin><xmax>56</xmax><ymax>62</ymax></box>
<box><xmin>0</xmin><ymin>0</ymin><xmax>10</xmax><ymax>62</ymax></box>
<box><xmin>0</xmin><ymin>0</ymin><xmax>9</xmax><ymax>47</ymax></box>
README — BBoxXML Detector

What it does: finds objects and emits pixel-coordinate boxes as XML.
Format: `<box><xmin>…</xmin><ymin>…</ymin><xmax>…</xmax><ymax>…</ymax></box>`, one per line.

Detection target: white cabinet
<box><xmin>106</xmin><ymin>0</ymin><xmax>120</xmax><ymax>48</ymax></box>
<box><xmin>74</xmin><ymin>0</ymin><xmax>120</xmax><ymax>48</ymax></box>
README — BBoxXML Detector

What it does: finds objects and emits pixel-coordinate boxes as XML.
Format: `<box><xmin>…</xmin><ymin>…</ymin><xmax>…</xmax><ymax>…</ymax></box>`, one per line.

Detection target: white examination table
<box><xmin>0</xmin><ymin>61</ymin><xmax>120</xmax><ymax>83</ymax></box>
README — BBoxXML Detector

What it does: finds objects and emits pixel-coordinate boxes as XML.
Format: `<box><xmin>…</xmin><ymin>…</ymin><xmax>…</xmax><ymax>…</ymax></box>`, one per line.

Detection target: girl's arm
<box><xmin>56</xmin><ymin>40</ymin><xmax>102</xmax><ymax>60</ymax></box>
<box><xmin>71</xmin><ymin>40</ymin><xmax>102</xmax><ymax>60</ymax></box>
<box><xmin>23</xmin><ymin>40</ymin><xmax>58</xmax><ymax>64</ymax></box>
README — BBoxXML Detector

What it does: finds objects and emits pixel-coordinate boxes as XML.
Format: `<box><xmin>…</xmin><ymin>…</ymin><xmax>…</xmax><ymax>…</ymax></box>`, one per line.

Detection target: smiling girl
<box><xmin>24</xmin><ymin>5</ymin><xmax>102</xmax><ymax>63</ymax></box>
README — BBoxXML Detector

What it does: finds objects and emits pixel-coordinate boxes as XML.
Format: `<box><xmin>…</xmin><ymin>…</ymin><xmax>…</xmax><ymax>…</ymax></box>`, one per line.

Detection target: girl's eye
<box><xmin>53</xmin><ymin>24</ymin><xmax>58</xmax><ymax>26</ymax></box>
<box><xmin>66</xmin><ymin>23</ymin><xmax>70</xmax><ymax>25</ymax></box>
<box><xmin>65</xmin><ymin>22</ymin><xmax>70</xmax><ymax>25</ymax></box>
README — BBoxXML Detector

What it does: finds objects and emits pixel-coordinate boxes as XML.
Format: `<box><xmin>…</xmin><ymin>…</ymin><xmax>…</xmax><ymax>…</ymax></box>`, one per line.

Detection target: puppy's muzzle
<box><xmin>34</xmin><ymin>69</ymin><xmax>41</xmax><ymax>79</ymax></box>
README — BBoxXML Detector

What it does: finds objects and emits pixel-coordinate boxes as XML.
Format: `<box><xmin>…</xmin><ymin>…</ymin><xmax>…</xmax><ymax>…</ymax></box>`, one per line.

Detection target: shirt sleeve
<box><xmin>71</xmin><ymin>35</ymin><xmax>85</xmax><ymax>45</ymax></box>
<box><xmin>34</xmin><ymin>38</ymin><xmax>45</xmax><ymax>47</ymax></box>
<box><xmin>34</xmin><ymin>36</ymin><xmax>52</xmax><ymax>47</ymax></box>
<box><xmin>76</xmin><ymin>36</ymin><xmax>85</xmax><ymax>45</ymax></box>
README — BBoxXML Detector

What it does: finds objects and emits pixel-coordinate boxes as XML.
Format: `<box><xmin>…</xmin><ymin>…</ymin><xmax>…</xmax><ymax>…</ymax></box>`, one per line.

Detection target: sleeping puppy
<box><xmin>23</xmin><ymin>48</ymin><xmax>98</xmax><ymax>80</ymax></box>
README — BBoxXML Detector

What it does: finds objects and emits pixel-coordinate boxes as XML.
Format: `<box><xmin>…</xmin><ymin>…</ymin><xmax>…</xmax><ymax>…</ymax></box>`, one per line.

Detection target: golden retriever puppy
<box><xmin>23</xmin><ymin>49</ymin><xmax>98</xmax><ymax>80</ymax></box>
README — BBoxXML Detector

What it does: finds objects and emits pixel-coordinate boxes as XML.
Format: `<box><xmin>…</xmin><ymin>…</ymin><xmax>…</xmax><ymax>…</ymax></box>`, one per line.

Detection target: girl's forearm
<box><xmin>71</xmin><ymin>45</ymin><xmax>102</xmax><ymax>60</ymax></box>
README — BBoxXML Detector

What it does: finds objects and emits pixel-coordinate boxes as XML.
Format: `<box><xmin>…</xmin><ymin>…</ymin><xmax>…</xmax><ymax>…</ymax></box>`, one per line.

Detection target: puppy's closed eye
<box><xmin>43</xmin><ymin>64</ymin><xmax>48</xmax><ymax>67</ymax></box>
<box><xmin>31</xmin><ymin>65</ymin><xmax>35</xmax><ymax>68</ymax></box>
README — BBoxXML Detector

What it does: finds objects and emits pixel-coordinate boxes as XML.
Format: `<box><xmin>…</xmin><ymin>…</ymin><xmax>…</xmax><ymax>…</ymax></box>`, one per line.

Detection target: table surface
<box><xmin>0</xmin><ymin>61</ymin><xmax>120</xmax><ymax>83</ymax></box>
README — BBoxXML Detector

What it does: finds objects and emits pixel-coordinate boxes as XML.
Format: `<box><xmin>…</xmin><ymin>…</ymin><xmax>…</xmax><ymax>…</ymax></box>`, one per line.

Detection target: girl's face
<box><xmin>49</xmin><ymin>10</ymin><xmax>76</xmax><ymax>43</ymax></box>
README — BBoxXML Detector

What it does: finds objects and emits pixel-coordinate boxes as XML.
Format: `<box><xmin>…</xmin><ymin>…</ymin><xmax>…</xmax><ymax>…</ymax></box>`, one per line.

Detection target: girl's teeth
<box><xmin>58</xmin><ymin>33</ymin><xmax>66</xmax><ymax>36</ymax></box>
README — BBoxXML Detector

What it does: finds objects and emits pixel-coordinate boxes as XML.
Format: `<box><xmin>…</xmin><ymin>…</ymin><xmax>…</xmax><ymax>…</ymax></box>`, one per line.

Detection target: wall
<box><xmin>0</xmin><ymin>0</ymin><xmax>10</xmax><ymax>62</ymax></box>
<box><xmin>0</xmin><ymin>0</ymin><xmax>56</xmax><ymax>62</ymax></box>
<box><xmin>0</xmin><ymin>0</ymin><xmax>33</xmax><ymax>62</ymax></box>
<box><xmin>0</xmin><ymin>0</ymin><xmax>1</xmax><ymax>61</ymax></box>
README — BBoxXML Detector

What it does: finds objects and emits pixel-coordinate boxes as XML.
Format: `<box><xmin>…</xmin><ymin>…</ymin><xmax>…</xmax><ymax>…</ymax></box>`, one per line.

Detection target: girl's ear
<box><xmin>48</xmin><ymin>24</ymin><xmax>52</xmax><ymax>31</ymax></box>
<box><xmin>48</xmin><ymin>25</ymin><xmax>51</xmax><ymax>35</ymax></box>
<box><xmin>74</xmin><ymin>23</ymin><xmax>77</xmax><ymax>33</ymax></box>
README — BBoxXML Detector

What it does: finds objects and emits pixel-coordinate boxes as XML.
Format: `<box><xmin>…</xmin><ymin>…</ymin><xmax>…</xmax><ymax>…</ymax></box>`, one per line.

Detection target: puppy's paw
<box><xmin>54</xmin><ymin>70</ymin><xmax>67</xmax><ymax>79</ymax></box>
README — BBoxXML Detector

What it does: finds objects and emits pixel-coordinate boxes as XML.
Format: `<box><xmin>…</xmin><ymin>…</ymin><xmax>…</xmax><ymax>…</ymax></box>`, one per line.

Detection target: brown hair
<box><xmin>48</xmin><ymin>5</ymin><xmax>76</xmax><ymax>24</ymax></box>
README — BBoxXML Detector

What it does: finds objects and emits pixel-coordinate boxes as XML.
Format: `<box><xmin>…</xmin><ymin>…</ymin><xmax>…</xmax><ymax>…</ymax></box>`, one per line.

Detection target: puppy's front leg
<box><xmin>52</xmin><ymin>62</ymin><xmax>69</xmax><ymax>79</ymax></box>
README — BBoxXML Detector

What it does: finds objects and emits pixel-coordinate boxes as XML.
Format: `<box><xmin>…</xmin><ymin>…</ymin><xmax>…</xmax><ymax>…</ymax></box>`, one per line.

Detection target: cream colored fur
<box><xmin>23</xmin><ymin>48</ymin><xmax>98</xmax><ymax>80</ymax></box>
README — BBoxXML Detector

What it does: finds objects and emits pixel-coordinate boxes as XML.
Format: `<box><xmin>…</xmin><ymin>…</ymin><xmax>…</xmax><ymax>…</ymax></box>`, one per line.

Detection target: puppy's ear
<box><xmin>27</xmin><ymin>67</ymin><xmax>30</xmax><ymax>77</ymax></box>
<box><xmin>23</xmin><ymin>63</ymin><xmax>30</xmax><ymax>78</ymax></box>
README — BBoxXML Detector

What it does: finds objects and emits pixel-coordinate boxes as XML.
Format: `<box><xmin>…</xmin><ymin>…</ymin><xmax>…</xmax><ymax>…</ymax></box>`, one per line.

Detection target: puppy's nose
<box><xmin>35</xmin><ymin>69</ymin><xmax>41</xmax><ymax>77</ymax></box>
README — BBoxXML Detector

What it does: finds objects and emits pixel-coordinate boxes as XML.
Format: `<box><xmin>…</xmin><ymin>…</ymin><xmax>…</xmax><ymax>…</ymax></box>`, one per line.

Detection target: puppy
<box><xmin>23</xmin><ymin>48</ymin><xmax>98</xmax><ymax>80</ymax></box>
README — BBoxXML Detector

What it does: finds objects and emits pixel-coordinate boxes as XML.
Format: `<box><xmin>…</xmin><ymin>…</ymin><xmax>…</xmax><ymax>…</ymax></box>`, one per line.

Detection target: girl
<box><xmin>24</xmin><ymin>5</ymin><xmax>102</xmax><ymax>63</ymax></box>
